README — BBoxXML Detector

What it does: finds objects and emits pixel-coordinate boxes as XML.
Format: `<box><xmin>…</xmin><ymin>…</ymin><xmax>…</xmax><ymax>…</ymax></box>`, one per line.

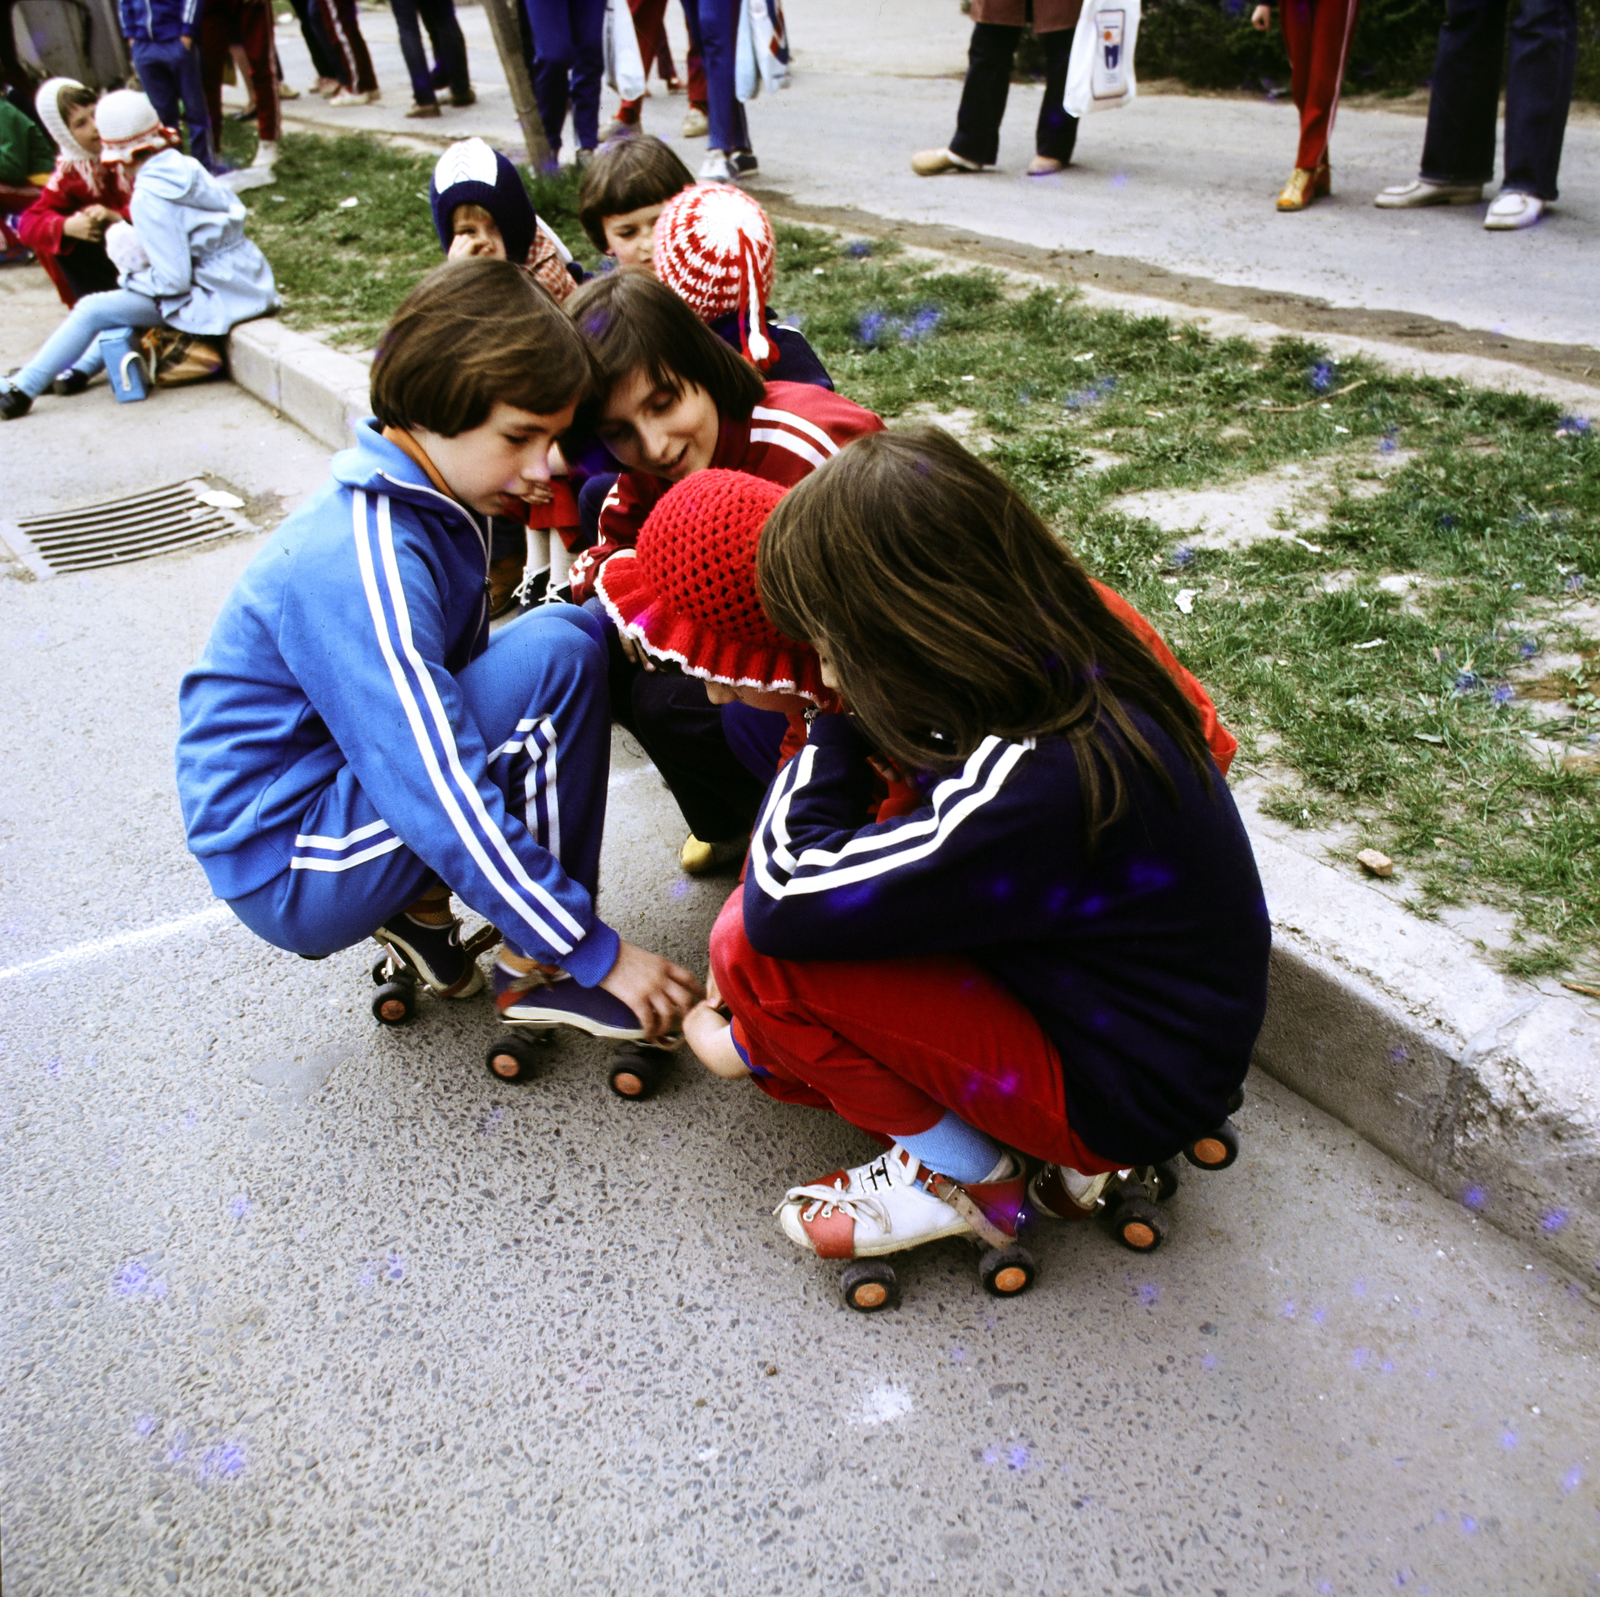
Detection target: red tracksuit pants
<box><xmin>1279</xmin><ymin>0</ymin><xmax>1360</xmax><ymax>172</ymax></box>
<box><xmin>709</xmin><ymin>888</ymin><xmax>1123</xmax><ymax>1176</ymax></box>
<box><xmin>202</xmin><ymin>0</ymin><xmax>281</xmax><ymax>143</ymax></box>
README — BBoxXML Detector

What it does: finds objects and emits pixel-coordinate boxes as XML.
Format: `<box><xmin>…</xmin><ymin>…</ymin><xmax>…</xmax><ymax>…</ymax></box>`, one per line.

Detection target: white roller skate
<box><xmin>777</xmin><ymin>1143</ymin><xmax>1036</xmax><ymax>1312</ymax></box>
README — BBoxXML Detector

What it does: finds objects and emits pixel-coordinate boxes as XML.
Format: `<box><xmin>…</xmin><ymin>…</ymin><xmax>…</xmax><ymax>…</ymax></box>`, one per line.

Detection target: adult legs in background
<box><xmin>710</xmin><ymin>889</ymin><xmax>1123</xmax><ymax>1174</ymax></box>
<box><xmin>287</xmin><ymin>0</ymin><xmax>344</xmax><ymax>85</ymax></box>
<box><xmin>202</xmin><ymin>0</ymin><xmax>281</xmax><ymax>146</ymax></box>
<box><xmin>1033</xmin><ymin>27</ymin><xmax>1079</xmax><ymax>164</ymax></box>
<box><xmin>419</xmin><ymin>0</ymin><xmax>473</xmax><ymax>100</ymax></box>
<box><xmin>226</xmin><ymin>606</ymin><xmax>611</xmax><ymax>961</ymax></box>
<box><xmin>390</xmin><ymin>0</ymin><xmax>441</xmax><ymax>105</ymax></box>
<box><xmin>1501</xmin><ymin>0</ymin><xmax>1577</xmax><ymax>197</ymax></box>
<box><xmin>680</xmin><ymin>0</ymin><xmax>707</xmax><ymax>115</ymax></box>
<box><xmin>1419</xmin><ymin>0</ymin><xmax>1510</xmax><ymax>185</ymax></box>
<box><xmin>1278</xmin><ymin>0</ymin><xmax>1359</xmax><ymax>173</ymax></box>
<box><xmin>132</xmin><ymin>38</ymin><xmax>218</xmax><ymax>171</ymax></box>
<box><xmin>315</xmin><ymin>0</ymin><xmax>380</xmax><ymax>93</ymax></box>
<box><xmin>948</xmin><ymin>23</ymin><xmax>1019</xmax><ymax>167</ymax></box>
<box><xmin>695</xmin><ymin>0</ymin><xmax>749</xmax><ymax>155</ymax></box>
<box><xmin>6</xmin><ymin>288</ymin><xmax>165</xmax><ymax>398</ymax></box>
<box><xmin>616</xmin><ymin>0</ymin><xmax>669</xmax><ymax>125</ymax></box>
<box><xmin>526</xmin><ymin>0</ymin><xmax>574</xmax><ymax>156</ymax></box>
<box><xmin>566</xmin><ymin>0</ymin><xmax>605</xmax><ymax>149</ymax></box>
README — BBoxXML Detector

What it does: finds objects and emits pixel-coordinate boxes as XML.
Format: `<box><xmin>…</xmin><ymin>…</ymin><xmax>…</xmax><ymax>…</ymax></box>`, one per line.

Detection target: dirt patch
<box><xmin>1107</xmin><ymin>452</ymin><xmax>1414</xmax><ymax>551</ymax></box>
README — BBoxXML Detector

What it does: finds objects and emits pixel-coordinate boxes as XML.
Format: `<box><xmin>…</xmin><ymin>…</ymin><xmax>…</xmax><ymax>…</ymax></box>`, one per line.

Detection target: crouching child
<box><xmin>176</xmin><ymin>258</ymin><xmax>701</xmax><ymax>1049</ymax></box>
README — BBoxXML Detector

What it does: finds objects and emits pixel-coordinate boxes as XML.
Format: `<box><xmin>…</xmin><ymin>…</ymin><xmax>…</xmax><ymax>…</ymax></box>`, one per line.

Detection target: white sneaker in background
<box><xmin>1373</xmin><ymin>176</ymin><xmax>1483</xmax><ymax>208</ymax></box>
<box><xmin>681</xmin><ymin>107</ymin><xmax>708</xmax><ymax>138</ymax></box>
<box><xmin>698</xmin><ymin>149</ymin><xmax>736</xmax><ymax>184</ymax></box>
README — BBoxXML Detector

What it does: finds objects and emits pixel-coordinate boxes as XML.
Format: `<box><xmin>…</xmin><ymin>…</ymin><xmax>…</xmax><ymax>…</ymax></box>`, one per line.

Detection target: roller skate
<box><xmin>369</xmin><ymin>910</ymin><xmax>500</xmax><ymax>1026</ymax></box>
<box><xmin>483</xmin><ymin>958</ymin><xmax>678</xmax><ymax>1097</ymax></box>
<box><xmin>776</xmin><ymin>1144</ymin><xmax>1037</xmax><ymax>1313</ymax></box>
<box><xmin>1027</xmin><ymin>1089</ymin><xmax>1244</xmax><ymax>1253</ymax></box>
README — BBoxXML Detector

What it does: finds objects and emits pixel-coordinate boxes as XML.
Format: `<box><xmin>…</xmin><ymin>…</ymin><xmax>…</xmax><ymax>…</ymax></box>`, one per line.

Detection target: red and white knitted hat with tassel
<box><xmin>652</xmin><ymin>185</ymin><xmax>777</xmax><ymax>372</ymax></box>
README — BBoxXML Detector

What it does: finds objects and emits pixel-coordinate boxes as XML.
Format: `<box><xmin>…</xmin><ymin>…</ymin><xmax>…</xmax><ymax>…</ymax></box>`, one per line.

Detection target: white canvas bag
<box><xmin>1062</xmin><ymin>0</ymin><xmax>1141</xmax><ymax>118</ymax></box>
<box><xmin>736</xmin><ymin>0</ymin><xmax>791</xmax><ymax>102</ymax></box>
<box><xmin>603</xmin><ymin>0</ymin><xmax>647</xmax><ymax>102</ymax></box>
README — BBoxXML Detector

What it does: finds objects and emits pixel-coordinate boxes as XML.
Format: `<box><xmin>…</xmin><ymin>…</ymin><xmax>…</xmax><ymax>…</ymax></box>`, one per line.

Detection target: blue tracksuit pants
<box><xmin>131</xmin><ymin>38</ymin><xmax>218</xmax><ymax>173</ymax></box>
<box><xmin>524</xmin><ymin>0</ymin><xmax>604</xmax><ymax>157</ymax></box>
<box><xmin>227</xmin><ymin>605</ymin><xmax>611</xmax><ymax>961</ymax></box>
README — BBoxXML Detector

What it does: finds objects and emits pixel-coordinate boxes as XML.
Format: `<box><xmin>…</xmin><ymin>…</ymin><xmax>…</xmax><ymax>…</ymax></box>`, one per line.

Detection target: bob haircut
<box><xmin>758</xmin><ymin>425</ymin><xmax>1216</xmax><ymax>840</ymax></box>
<box><xmin>370</xmin><ymin>258</ymin><xmax>593</xmax><ymax>437</ymax></box>
<box><xmin>57</xmin><ymin>83</ymin><xmax>98</xmax><ymax>118</ymax></box>
<box><xmin>566</xmin><ymin>270</ymin><xmax>765</xmax><ymax>426</ymax></box>
<box><xmin>576</xmin><ymin>133</ymin><xmax>694</xmax><ymax>250</ymax></box>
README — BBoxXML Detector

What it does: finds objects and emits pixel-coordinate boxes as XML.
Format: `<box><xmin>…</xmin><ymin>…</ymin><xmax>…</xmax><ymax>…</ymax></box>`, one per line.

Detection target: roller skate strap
<box><xmin>922</xmin><ymin>1173</ymin><xmax>1013</xmax><ymax>1251</ymax></box>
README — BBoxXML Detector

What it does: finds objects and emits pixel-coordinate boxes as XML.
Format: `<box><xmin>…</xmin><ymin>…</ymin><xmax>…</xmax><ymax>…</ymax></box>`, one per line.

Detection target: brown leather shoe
<box><xmin>487</xmin><ymin>554</ymin><xmax>526</xmax><ymax>618</ymax></box>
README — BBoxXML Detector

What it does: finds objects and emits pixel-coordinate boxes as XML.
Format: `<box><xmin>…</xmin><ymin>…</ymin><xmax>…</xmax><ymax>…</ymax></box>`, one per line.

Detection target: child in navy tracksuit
<box><xmin>175</xmin><ymin>258</ymin><xmax>701</xmax><ymax>1046</ymax></box>
<box><xmin>602</xmin><ymin>437</ymin><xmax>1270</xmax><ymax>1272</ymax></box>
<box><xmin>119</xmin><ymin>0</ymin><xmax>217</xmax><ymax>173</ymax></box>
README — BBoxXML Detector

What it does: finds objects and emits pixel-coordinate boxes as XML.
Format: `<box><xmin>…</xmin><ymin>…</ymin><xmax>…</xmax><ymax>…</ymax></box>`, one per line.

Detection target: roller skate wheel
<box><xmin>840</xmin><ymin>1260</ymin><xmax>899</xmax><ymax>1313</ymax></box>
<box><xmin>1111</xmin><ymin>1196</ymin><xmax>1167</xmax><ymax>1252</ymax></box>
<box><xmin>1183</xmin><ymin>1117</ymin><xmax>1240</xmax><ymax>1170</ymax></box>
<box><xmin>371</xmin><ymin>981</ymin><xmax>415</xmax><ymax>1025</ymax></box>
<box><xmin>484</xmin><ymin>1029</ymin><xmax>548</xmax><ymax>1082</ymax></box>
<box><xmin>1150</xmin><ymin>1159</ymin><xmax>1182</xmax><ymax>1203</ymax></box>
<box><xmin>979</xmin><ymin>1244</ymin><xmax>1037</xmax><ymax>1298</ymax></box>
<box><xmin>607</xmin><ymin>1045</ymin><xmax>666</xmax><ymax>1100</ymax></box>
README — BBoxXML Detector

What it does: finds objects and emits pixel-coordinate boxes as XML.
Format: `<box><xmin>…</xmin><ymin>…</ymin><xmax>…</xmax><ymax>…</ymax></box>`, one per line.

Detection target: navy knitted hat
<box><xmin>429</xmin><ymin>139</ymin><xmax>537</xmax><ymax>269</ymax></box>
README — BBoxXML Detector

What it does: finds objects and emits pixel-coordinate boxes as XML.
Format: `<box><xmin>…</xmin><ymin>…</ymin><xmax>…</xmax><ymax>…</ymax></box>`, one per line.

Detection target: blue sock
<box><xmin>895</xmin><ymin>1111</ymin><xmax>1005</xmax><ymax>1186</ymax></box>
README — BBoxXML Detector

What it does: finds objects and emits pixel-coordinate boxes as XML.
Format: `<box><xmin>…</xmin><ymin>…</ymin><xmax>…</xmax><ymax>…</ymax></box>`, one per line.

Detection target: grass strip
<box><xmin>232</xmin><ymin>130</ymin><xmax>1600</xmax><ymax>975</ymax></box>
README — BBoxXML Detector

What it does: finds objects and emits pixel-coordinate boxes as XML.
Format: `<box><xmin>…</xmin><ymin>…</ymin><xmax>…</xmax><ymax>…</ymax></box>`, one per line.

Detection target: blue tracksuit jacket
<box><xmin>120</xmin><ymin>0</ymin><xmax>202</xmax><ymax>41</ymax></box>
<box><xmin>175</xmin><ymin>421</ymin><xmax>615</xmax><ymax>983</ymax></box>
<box><xmin>744</xmin><ymin>712</ymin><xmax>1272</xmax><ymax>1164</ymax></box>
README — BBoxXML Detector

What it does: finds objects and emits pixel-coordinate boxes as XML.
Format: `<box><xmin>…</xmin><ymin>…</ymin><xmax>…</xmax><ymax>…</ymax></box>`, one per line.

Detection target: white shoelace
<box><xmin>778</xmin><ymin>1147</ymin><xmax>929</xmax><ymax>1235</ymax></box>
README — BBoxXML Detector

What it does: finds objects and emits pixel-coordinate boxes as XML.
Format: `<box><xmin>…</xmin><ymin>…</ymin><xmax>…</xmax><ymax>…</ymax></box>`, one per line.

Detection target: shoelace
<box><xmin>497</xmin><ymin>961</ymin><xmax>567</xmax><ymax>995</ymax></box>
<box><xmin>777</xmin><ymin>1147</ymin><xmax>928</xmax><ymax>1236</ymax></box>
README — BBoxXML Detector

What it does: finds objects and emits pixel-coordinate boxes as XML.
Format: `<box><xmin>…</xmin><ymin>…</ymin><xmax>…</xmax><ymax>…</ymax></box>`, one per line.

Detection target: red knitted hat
<box><xmin>652</xmin><ymin>185</ymin><xmax>777</xmax><ymax>372</ymax></box>
<box><xmin>594</xmin><ymin>470</ymin><xmax>827</xmax><ymax>701</ymax></box>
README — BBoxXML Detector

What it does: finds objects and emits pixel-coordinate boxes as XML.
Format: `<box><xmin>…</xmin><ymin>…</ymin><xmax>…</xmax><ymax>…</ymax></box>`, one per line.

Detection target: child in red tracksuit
<box><xmin>566</xmin><ymin>268</ymin><xmax>882</xmax><ymax>875</ymax></box>
<box><xmin>595</xmin><ymin>449</ymin><xmax>1269</xmax><ymax>1293</ymax></box>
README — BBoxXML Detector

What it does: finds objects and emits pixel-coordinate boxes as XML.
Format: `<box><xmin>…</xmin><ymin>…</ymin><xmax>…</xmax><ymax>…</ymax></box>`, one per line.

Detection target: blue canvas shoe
<box><xmin>492</xmin><ymin>959</ymin><xmax>648</xmax><ymax>1041</ymax></box>
<box><xmin>374</xmin><ymin>910</ymin><xmax>486</xmax><ymax>997</ymax></box>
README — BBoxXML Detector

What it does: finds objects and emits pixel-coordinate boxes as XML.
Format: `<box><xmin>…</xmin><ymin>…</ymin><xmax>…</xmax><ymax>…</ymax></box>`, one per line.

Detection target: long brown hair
<box><xmin>757</xmin><ymin>425</ymin><xmax>1215</xmax><ymax>837</ymax></box>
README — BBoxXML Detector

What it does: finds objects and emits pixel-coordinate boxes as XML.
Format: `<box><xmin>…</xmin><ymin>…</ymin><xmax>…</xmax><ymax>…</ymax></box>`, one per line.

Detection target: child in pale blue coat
<box><xmin>0</xmin><ymin>90</ymin><xmax>277</xmax><ymax>420</ymax></box>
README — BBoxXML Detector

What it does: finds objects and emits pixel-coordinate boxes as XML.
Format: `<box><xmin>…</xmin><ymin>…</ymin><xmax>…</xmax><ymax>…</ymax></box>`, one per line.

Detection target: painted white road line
<box><xmin>0</xmin><ymin>904</ymin><xmax>235</xmax><ymax>983</ymax></box>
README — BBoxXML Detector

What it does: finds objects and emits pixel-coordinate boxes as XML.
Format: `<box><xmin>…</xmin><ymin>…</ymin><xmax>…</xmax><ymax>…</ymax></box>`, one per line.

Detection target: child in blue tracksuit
<box><xmin>175</xmin><ymin>257</ymin><xmax>701</xmax><ymax>1044</ymax></box>
<box><xmin>119</xmin><ymin>0</ymin><xmax>217</xmax><ymax>173</ymax></box>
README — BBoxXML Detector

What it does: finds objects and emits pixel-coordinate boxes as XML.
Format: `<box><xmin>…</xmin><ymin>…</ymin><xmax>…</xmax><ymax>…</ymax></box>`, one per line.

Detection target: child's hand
<box><xmin>617</xmin><ymin>630</ymin><xmax>657</xmax><ymax>672</ymax></box>
<box><xmin>599</xmin><ymin>938</ymin><xmax>703</xmax><ymax>1040</ymax></box>
<box><xmin>1250</xmin><ymin>4</ymin><xmax>1271</xmax><ymax>27</ymax></box>
<box><xmin>448</xmin><ymin>231</ymin><xmax>496</xmax><ymax>261</ymax></box>
<box><xmin>521</xmin><ymin>481</ymin><xmax>554</xmax><ymax>506</ymax></box>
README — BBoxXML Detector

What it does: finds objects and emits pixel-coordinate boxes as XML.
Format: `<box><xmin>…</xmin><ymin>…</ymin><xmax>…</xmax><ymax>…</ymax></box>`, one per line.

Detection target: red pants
<box><xmin>202</xmin><ymin>0</ymin><xmax>281</xmax><ymax>143</ymax></box>
<box><xmin>710</xmin><ymin>889</ymin><xmax>1122</xmax><ymax>1175</ymax></box>
<box><xmin>621</xmin><ymin>0</ymin><xmax>706</xmax><ymax>114</ymax></box>
<box><xmin>1279</xmin><ymin>0</ymin><xmax>1360</xmax><ymax>171</ymax></box>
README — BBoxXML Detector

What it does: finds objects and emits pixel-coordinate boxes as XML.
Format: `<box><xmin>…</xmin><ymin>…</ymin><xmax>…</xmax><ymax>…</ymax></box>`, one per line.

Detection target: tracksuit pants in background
<box><xmin>525</xmin><ymin>0</ymin><xmax>604</xmax><ymax>157</ymax></box>
<box><xmin>314</xmin><ymin>0</ymin><xmax>380</xmax><ymax>93</ymax></box>
<box><xmin>949</xmin><ymin>24</ymin><xmax>1078</xmax><ymax>167</ymax></box>
<box><xmin>694</xmin><ymin>0</ymin><xmax>747</xmax><ymax>152</ymax></box>
<box><xmin>225</xmin><ymin>606</ymin><xmax>611</xmax><ymax>962</ymax></box>
<box><xmin>1419</xmin><ymin>0</ymin><xmax>1577</xmax><ymax>199</ymax></box>
<box><xmin>286</xmin><ymin>0</ymin><xmax>344</xmax><ymax>84</ymax></box>
<box><xmin>1279</xmin><ymin>0</ymin><xmax>1359</xmax><ymax>171</ymax></box>
<box><xmin>202</xmin><ymin>0</ymin><xmax>282</xmax><ymax>144</ymax></box>
<box><xmin>710</xmin><ymin>888</ymin><xmax>1124</xmax><ymax>1173</ymax></box>
<box><xmin>130</xmin><ymin>38</ymin><xmax>217</xmax><ymax>171</ymax></box>
<box><xmin>390</xmin><ymin>0</ymin><xmax>472</xmax><ymax>105</ymax></box>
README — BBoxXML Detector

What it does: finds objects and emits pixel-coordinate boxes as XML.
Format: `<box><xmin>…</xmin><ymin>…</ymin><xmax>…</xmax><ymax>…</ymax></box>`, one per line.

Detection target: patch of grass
<box><xmin>239</xmin><ymin>134</ymin><xmax>1599</xmax><ymax>971</ymax></box>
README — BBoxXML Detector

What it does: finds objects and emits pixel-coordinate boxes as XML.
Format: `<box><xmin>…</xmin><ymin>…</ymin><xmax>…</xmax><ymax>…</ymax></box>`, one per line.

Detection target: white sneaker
<box><xmin>1484</xmin><ymin>191</ymin><xmax>1544</xmax><ymax>230</ymax></box>
<box><xmin>681</xmin><ymin>107</ymin><xmax>708</xmax><ymax>138</ymax></box>
<box><xmin>254</xmin><ymin>139</ymin><xmax>277</xmax><ymax>169</ymax></box>
<box><xmin>777</xmin><ymin>1144</ymin><xmax>1022</xmax><ymax>1258</ymax></box>
<box><xmin>218</xmin><ymin>165</ymin><xmax>276</xmax><ymax>193</ymax></box>
<box><xmin>911</xmin><ymin>147</ymin><xmax>983</xmax><ymax>176</ymax></box>
<box><xmin>1373</xmin><ymin>176</ymin><xmax>1483</xmax><ymax>208</ymax></box>
<box><xmin>698</xmin><ymin>149</ymin><xmax>736</xmax><ymax>184</ymax></box>
<box><xmin>328</xmin><ymin>88</ymin><xmax>380</xmax><ymax>107</ymax></box>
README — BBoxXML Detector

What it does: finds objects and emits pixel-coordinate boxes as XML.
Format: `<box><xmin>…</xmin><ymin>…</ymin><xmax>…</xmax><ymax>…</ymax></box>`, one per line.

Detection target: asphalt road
<box><xmin>2</xmin><ymin>268</ymin><xmax>1600</xmax><ymax>1592</ymax></box>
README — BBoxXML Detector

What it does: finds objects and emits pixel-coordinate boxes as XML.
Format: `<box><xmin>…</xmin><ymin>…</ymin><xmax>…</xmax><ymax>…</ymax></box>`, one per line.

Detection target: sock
<box><xmin>895</xmin><ymin>1111</ymin><xmax>1005</xmax><ymax>1187</ymax></box>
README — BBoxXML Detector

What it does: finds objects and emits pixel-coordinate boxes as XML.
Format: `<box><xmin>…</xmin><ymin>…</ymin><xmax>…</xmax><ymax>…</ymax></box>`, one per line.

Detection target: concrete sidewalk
<box><xmin>267</xmin><ymin>0</ymin><xmax>1600</xmax><ymax>362</ymax></box>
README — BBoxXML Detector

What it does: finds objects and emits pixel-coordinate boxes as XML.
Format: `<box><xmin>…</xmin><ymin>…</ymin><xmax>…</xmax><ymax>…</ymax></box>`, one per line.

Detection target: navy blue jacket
<box><xmin>744</xmin><ymin>713</ymin><xmax>1271</xmax><ymax>1164</ymax></box>
<box><xmin>120</xmin><ymin>0</ymin><xmax>202</xmax><ymax>43</ymax></box>
<box><xmin>708</xmin><ymin>310</ymin><xmax>834</xmax><ymax>390</ymax></box>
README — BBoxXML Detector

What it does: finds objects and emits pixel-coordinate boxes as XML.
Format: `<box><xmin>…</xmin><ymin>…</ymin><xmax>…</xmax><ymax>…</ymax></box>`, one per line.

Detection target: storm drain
<box><xmin>0</xmin><ymin>479</ymin><xmax>253</xmax><ymax>580</ymax></box>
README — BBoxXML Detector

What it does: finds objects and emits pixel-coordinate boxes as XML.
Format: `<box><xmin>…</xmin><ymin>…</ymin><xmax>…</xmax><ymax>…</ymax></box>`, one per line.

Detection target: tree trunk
<box><xmin>479</xmin><ymin>0</ymin><xmax>552</xmax><ymax>171</ymax></box>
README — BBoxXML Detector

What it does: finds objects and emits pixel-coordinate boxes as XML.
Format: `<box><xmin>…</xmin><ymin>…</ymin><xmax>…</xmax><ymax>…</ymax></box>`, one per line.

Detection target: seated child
<box><xmin>176</xmin><ymin>258</ymin><xmax>701</xmax><ymax>1045</ymax></box>
<box><xmin>602</xmin><ymin>436</ymin><xmax>1269</xmax><ymax>1269</ymax></box>
<box><xmin>576</xmin><ymin>130</ymin><xmax>693</xmax><ymax>271</ymax></box>
<box><xmin>17</xmin><ymin>79</ymin><xmax>133</xmax><ymax>319</ymax></box>
<box><xmin>0</xmin><ymin>90</ymin><xmax>278</xmax><ymax>421</ymax></box>
<box><xmin>566</xmin><ymin>268</ymin><xmax>882</xmax><ymax>872</ymax></box>
<box><xmin>428</xmin><ymin>137</ymin><xmax>586</xmax><ymax>612</ymax></box>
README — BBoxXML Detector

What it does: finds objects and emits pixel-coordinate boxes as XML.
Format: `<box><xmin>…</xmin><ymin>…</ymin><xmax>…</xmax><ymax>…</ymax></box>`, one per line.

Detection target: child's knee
<box><xmin>709</xmin><ymin>887</ymin><xmax>766</xmax><ymax>1006</ymax></box>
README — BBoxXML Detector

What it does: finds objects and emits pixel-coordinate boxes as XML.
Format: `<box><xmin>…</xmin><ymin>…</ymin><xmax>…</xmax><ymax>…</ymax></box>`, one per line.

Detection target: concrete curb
<box><xmin>222</xmin><ymin>308</ymin><xmax>1600</xmax><ymax>1290</ymax></box>
<box><xmin>227</xmin><ymin>316</ymin><xmax>372</xmax><ymax>452</ymax></box>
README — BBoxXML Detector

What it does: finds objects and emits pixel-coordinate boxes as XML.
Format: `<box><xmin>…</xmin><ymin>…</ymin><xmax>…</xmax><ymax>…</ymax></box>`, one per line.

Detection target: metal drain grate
<box><xmin>0</xmin><ymin>479</ymin><xmax>254</xmax><ymax>580</ymax></box>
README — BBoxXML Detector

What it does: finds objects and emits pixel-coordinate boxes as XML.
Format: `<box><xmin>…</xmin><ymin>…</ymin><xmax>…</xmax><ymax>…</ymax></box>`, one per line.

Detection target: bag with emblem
<box><xmin>1063</xmin><ymin>0</ymin><xmax>1141</xmax><ymax>118</ymax></box>
<box><xmin>139</xmin><ymin>328</ymin><xmax>226</xmax><ymax>387</ymax></box>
